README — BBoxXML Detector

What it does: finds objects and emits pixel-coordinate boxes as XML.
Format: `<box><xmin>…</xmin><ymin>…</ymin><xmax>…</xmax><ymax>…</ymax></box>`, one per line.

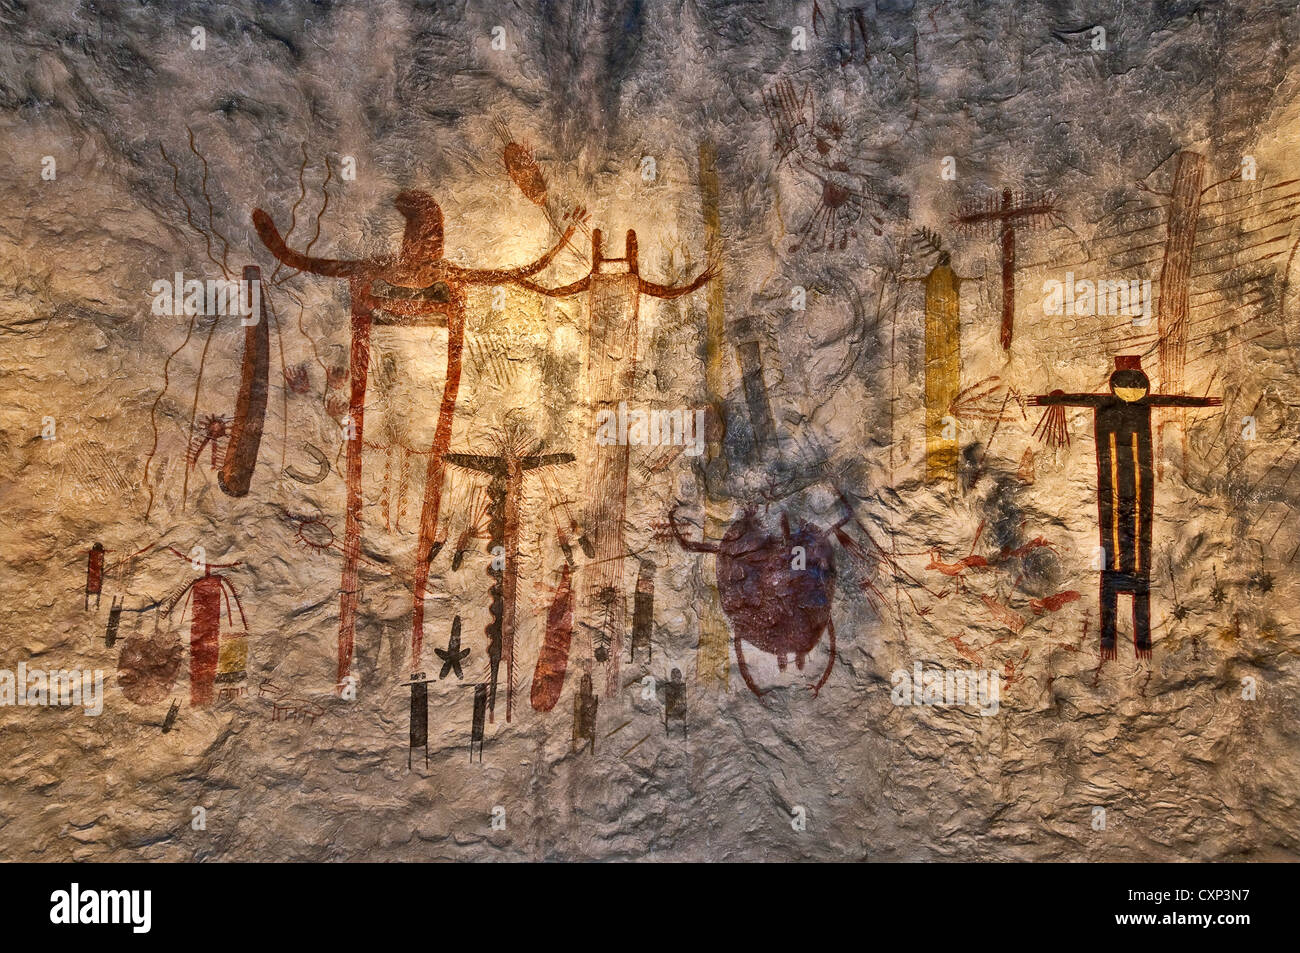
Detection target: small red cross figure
<box><xmin>1033</xmin><ymin>356</ymin><xmax>1221</xmax><ymax>659</ymax></box>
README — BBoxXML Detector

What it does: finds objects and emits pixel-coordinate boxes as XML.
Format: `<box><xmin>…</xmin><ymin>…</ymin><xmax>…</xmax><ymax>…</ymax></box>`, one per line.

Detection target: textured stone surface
<box><xmin>1</xmin><ymin>0</ymin><xmax>1298</xmax><ymax>861</ymax></box>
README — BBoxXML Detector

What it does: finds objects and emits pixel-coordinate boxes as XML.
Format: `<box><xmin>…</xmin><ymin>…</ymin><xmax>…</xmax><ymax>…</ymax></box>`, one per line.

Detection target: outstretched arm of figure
<box><xmin>455</xmin><ymin>222</ymin><xmax>581</xmax><ymax>285</ymax></box>
<box><xmin>638</xmin><ymin>262</ymin><xmax>718</xmax><ymax>300</ymax></box>
<box><xmin>221</xmin><ymin>576</ymin><xmax>249</xmax><ymax>631</ymax></box>
<box><xmin>1147</xmin><ymin>395</ymin><xmax>1223</xmax><ymax>408</ymax></box>
<box><xmin>366</xmin><ymin>291</ymin><xmax>454</xmax><ymax>326</ymax></box>
<box><xmin>1031</xmin><ymin>390</ymin><xmax>1106</xmax><ymax>408</ymax></box>
<box><xmin>520</xmin><ymin>453</ymin><xmax>577</xmax><ymax>471</ymax></box>
<box><xmin>668</xmin><ymin>504</ymin><xmax>720</xmax><ymax>554</ymax></box>
<box><xmin>513</xmin><ymin>275</ymin><xmax>593</xmax><ymax>298</ymax></box>
<box><xmin>252</xmin><ymin>209</ymin><xmax>368</xmax><ymax>278</ymax></box>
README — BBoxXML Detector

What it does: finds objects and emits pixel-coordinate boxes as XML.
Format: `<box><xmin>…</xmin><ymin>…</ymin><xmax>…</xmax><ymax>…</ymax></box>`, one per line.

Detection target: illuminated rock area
<box><xmin>0</xmin><ymin>0</ymin><xmax>1297</xmax><ymax>861</ymax></box>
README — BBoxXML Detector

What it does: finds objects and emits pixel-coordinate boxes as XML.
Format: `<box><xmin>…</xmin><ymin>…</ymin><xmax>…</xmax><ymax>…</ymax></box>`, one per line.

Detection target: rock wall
<box><xmin>0</xmin><ymin>0</ymin><xmax>1297</xmax><ymax>861</ymax></box>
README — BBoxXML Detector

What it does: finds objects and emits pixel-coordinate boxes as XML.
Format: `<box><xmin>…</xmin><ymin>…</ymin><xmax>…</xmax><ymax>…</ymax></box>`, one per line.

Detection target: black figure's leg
<box><xmin>1133</xmin><ymin>578</ymin><xmax>1152</xmax><ymax>658</ymax></box>
<box><xmin>1100</xmin><ymin>573</ymin><xmax>1119</xmax><ymax>660</ymax></box>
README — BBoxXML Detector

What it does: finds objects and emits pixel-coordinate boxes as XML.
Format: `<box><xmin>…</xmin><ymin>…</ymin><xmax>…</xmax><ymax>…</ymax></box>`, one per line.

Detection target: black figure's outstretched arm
<box><xmin>1031</xmin><ymin>390</ymin><xmax>1107</xmax><ymax>408</ymax></box>
<box><xmin>1147</xmin><ymin>395</ymin><xmax>1223</xmax><ymax>408</ymax></box>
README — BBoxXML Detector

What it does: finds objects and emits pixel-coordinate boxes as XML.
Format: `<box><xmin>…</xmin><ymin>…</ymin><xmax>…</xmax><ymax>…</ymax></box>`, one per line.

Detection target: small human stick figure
<box><xmin>161</xmin><ymin>698</ymin><xmax>180</xmax><ymax>733</ymax></box>
<box><xmin>628</xmin><ymin>558</ymin><xmax>655</xmax><ymax>662</ymax></box>
<box><xmin>1032</xmin><ymin>355</ymin><xmax>1221</xmax><ymax>659</ymax></box>
<box><xmin>105</xmin><ymin>596</ymin><xmax>123</xmax><ymax>648</ymax></box>
<box><xmin>469</xmin><ymin>684</ymin><xmax>488</xmax><ymax>763</ymax></box>
<box><xmin>663</xmin><ymin>667</ymin><xmax>687</xmax><ymax>738</ymax></box>
<box><xmin>572</xmin><ymin>672</ymin><xmax>599</xmax><ymax>755</ymax></box>
<box><xmin>407</xmin><ymin>676</ymin><xmax>430</xmax><ymax>770</ymax></box>
<box><xmin>85</xmin><ymin>542</ymin><xmax>109</xmax><ymax>610</ymax></box>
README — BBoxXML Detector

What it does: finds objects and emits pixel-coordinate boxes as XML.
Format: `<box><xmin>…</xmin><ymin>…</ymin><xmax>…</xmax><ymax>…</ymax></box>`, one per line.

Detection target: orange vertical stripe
<box><xmin>1109</xmin><ymin>432</ymin><xmax>1120</xmax><ymax>571</ymax></box>
<box><xmin>1132</xmin><ymin>432</ymin><xmax>1141</xmax><ymax>573</ymax></box>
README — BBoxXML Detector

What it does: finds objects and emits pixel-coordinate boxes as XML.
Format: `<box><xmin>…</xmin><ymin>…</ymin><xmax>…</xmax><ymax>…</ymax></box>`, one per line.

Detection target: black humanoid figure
<box><xmin>572</xmin><ymin>673</ymin><xmax>598</xmax><ymax>754</ymax></box>
<box><xmin>470</xmin><ymin>684</ymin><xmax>488</xmax><ymax>763</ymax></box>
<box><xmin>663</xmin><ymin>667</ymin><xmax>687</xmax><ymax>738</ymax></box>
<box><xmin>1033</xmin><ymin>355</ymin><xmax>1221</xmax><ymax>658</ymax></box>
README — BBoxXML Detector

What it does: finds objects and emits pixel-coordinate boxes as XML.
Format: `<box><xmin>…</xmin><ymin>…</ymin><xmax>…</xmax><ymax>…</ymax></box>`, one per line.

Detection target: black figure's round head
<box><xmin>1109</xmin><ymin>367</ymin><xmax>1150</xmax><ymax>402</ymax></box>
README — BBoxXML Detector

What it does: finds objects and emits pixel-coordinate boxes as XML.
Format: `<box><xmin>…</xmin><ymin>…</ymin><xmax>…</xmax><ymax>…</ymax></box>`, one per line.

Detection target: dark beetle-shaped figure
<box><xmin>670</xmin><ymin>504</ymin><xmax>837</xmax><ymax>697</ymax></box>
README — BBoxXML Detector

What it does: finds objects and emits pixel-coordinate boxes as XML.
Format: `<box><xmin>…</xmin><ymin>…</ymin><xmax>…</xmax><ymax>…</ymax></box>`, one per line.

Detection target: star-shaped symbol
<box><xmin>435</xmin><ymin>616</ymin><xmax>470</xmax><ymax>680</ymax></box>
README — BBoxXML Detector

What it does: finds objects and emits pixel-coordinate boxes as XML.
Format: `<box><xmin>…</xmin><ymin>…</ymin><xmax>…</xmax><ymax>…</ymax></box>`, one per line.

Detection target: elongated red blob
<box><xmin>1030</xmin><ymin>590</ymin><xmax>1082</xmax><ymax>614</ymax></box>
<box><xmin>504</xmin><ymin>142</ymin><xmax>547</xmax><ymax>207</ymax></box>
<box><xmin>531</xmin><ymin>564</ymin><xmax>573</xmax><ymax>712</ymax></box>
<box><xmin>219</xmin><ymin>266</ymin><xmax>270</xmax><ymax>497</ymax></box>
<box><xmin>190</xmin><ymin>575</ymin><xmax>223</xmax><ymax>707</ymax></box>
